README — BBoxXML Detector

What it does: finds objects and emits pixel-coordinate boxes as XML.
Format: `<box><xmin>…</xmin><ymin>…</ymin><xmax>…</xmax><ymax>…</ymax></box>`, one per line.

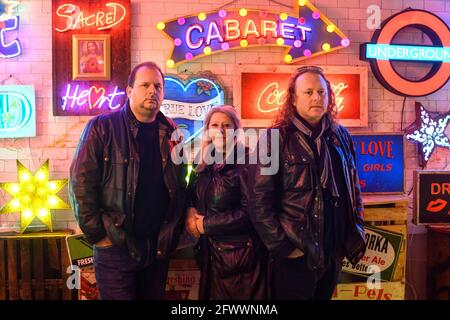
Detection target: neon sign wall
<box><xmin>0</xmin><ymin>1</ymin><xmax>21</xmax><ymax>58</ymax></box>
<box><xmin>161</xmin><ymin>75</ymin><xmax>224</xmax><ymax>142</ymax></box>
<box><xmin>54</xmin><ymin>2</ymin><xmax>127</xmax><ymax>32</ymax></box>
<box><xmin>0</xmin><ymin>85</ymin><xmax>35</xmax><ymax>138</ymax></box>
<box><xmin>361</xmin><ymin>9</ymin><xmax>450</xmax><ymax>97</ymax></box>
<box><xmin>157</xmin><ymin>0</ymin><xmax>349</xmax><ymax>67</ymax></box>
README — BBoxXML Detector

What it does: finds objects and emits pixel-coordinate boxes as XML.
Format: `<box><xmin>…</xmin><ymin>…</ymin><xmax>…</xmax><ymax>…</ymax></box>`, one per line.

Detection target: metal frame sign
<box><xmin>414</xmin><ymin>170</ymin><xmax>450</xmax><ymax>225</ymax></box>
<box><xmin>0</xmin><ymin>85</ymin><xmax>35</xmax><ymax>138</ymax></box>
<box><xmin>352</xmin><ymin>133</ymin><xmax>405</xmax><ymax>194</ymax></box>
<box><xmin>360</xmin><ymin>9</ymin><xmax>449</xmax><ymax>97</ymax></box>
<box><xmin>66</xmin><ymin>234</ymin><xmax>93</xmax><ymax>268</ymax></box>
<box><xmin>234</xmin><ymin>64</ymin><xmax>368</xmax><ymax>127</ymax></box>
<box><xmin>157</xmin><ymin>0</ymin><xmax>349</xmax><ymax>67</ymax></box>
<box><xmin>342</xmin><ymin>225</ymin><xmax>404</xmax><ymax>282</ymax></box>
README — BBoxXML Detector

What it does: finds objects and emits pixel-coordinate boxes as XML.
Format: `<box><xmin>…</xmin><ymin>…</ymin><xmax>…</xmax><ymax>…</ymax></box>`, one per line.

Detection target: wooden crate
<box><xmin>0</xmin><ymin>231</ymin><xmax>75</xmax><ymax>300</ymax></box>
<box><xmin>334</xmin><ymin>194</ymin><xmax>408</xmax><ymax>300</ymax></box>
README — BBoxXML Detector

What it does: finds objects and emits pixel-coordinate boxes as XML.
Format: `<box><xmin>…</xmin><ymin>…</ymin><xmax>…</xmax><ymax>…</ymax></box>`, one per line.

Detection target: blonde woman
<box><xmin>185</xmin><ymin>105</ymin><xmax>268</xmax><ymax>300</ymax></box>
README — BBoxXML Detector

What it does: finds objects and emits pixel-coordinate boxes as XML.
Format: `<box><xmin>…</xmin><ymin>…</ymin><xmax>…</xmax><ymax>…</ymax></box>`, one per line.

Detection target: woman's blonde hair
<box><xmin>196</xmin><ymin>105</ymin><xmax>242</xmax><ymax>172</ymax></box>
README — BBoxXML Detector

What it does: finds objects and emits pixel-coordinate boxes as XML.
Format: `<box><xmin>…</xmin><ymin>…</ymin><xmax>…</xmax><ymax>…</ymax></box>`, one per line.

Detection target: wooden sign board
<box><xmin>234</xmin><ymin>64</ymin><xmax>368</xmax><ymax>127</ymax></box>
<box><xmin>332</xmin><ymin>281</ymin><xmax>404</xmax><ymax>300</ymax></box>
<box><xmin>341</xmin><ymin>225</ymin><xmax>404</xmax><ymax>282</ymax></box>
<box><xmin>352</xmin><ymin>133</ymin><xmax>405</xmax><ymax>194</ymax></box>
<box><xmin>414</xmin><ymin>170</ymin><xmax>450</xmax><ymax>225</ymax></box>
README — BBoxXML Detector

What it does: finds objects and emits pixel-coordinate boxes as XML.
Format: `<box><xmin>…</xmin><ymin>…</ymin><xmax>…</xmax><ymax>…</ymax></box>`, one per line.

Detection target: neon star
<box><xmin>406</xmin><ymin>102</ymin><xmax>450</xmax><ymax>165</ymax></box>
<box><xmin>0</xmin><ymin>160</ymin><xmax>70</xmax><ymax>233</ymax></box>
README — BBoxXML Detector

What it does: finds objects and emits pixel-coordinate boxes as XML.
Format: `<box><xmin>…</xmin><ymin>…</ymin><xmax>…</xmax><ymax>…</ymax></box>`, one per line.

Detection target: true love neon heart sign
<box><xmin>160</xmin><ymin>74</ymin><xmax>224</xmax><ymax>142</ymax></box>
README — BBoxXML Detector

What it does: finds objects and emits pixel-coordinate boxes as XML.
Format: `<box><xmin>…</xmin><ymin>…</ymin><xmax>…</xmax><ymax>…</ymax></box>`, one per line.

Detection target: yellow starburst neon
<box><xmin>0</xmin><ymin>160</ymin><xmax>70</xmax><ymax>233</ymax></box>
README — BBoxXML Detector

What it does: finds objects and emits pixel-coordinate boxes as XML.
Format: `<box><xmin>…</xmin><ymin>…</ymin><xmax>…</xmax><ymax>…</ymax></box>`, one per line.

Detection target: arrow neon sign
<box><xmin>157</xmin><ymin>0</ymin><xmax>349</xmax><ymax>67</ymax></box>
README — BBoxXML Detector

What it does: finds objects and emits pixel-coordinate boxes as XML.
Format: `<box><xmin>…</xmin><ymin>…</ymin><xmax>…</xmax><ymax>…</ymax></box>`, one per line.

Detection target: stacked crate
<box><xmin>0</xmin><ymin>231</ymin><xmax>75</xmax><ymax>300</ymax></box>
<box><xmin>333</xmin><ymin>195</ymin><xmax>408</xmax><ymax>300</ymax></box>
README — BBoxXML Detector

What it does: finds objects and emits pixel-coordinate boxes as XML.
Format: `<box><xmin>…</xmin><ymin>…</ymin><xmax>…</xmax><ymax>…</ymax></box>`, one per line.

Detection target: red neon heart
<box><xmin>88</xmin><ymin>87</ymin><xmax>106</xmax><ymax>110</ymax></box>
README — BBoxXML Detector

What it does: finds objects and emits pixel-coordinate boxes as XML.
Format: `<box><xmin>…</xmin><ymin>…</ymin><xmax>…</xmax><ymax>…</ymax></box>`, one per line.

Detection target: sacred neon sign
<box><xmin>157</xmin><ymin>0</ymin><xmax>349</xmax><ymax>67</ymax></box>
<box><xmin>54</xmin><ymin>2</ymin><xmax>126</xmax><ymax>32</ymax></box>
<box><xmin>405</xmin><ymin>102</ymin><xmax>450</xmax><ymax>166</ymax></box>
<box><xmin>0</xmin><ymin>15</ymin><xmax>21</xmax><ymax>58</ymax></box>
<box><xmin>234</xmin><ymin>65</ymin><xmax>368</xmax><ymax>127</ymax></box>
<box><xmin>361</xmin><ymin>9</ymin><xmax>450</xmax><ymax>97</ymax></box>
<box><xmin>59</xmin><ymin>83</ymin><xmax>125</xmax><ymax>113</ymax></box>
<box><xmin>0</xmin><ymin>85</ymin><xmax>35</xmax><ymax>138</ymax></box>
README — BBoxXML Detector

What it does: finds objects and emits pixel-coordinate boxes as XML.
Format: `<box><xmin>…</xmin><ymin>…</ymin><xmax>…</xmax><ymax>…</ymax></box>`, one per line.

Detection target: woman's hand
<box><xmin>186</xmin><ymin>207</ymin><xmax>200</xmax><ymax>238</ymax></box>
<box><xmin>195</xmin><ymin>213</ymin><xmax>205</xmax><ymax>235</ymax></box>
<box><xmin>288</xmin><ymin>248</ymin><xmax>304</xmax><ymax>259</ymax></box>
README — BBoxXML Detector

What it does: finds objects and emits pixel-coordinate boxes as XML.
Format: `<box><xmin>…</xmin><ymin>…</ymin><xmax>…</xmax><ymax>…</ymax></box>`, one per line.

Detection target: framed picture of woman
<box><xmin>72</xmin><ymin>34</ymin><xmax>111</xmax><ymax>81</ymax></box>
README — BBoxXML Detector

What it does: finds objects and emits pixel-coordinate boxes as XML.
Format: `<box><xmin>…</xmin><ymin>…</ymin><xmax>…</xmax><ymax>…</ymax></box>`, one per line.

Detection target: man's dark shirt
<box><xmin>133</xmin><ymin>120</ymin><xmax>169</xmax><ymax>241</ymax></box>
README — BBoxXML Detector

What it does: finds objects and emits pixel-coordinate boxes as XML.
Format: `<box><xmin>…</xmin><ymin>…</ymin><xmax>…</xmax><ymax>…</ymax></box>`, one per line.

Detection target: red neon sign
<box><xmin>55</xmin><ymin>2</ymin><xmax>126</xmax><ymax>32</ymax></box>
<box><xmin>242</xmin><ymin>73</ymin><xmax>360</xmax><ymax>120</ymax></box>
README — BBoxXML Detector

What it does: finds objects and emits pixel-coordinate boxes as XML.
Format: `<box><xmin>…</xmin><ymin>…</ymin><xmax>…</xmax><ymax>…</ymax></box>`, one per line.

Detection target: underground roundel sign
<box><xmin>360</xmin><ymin>9</ymin><xmax>450</xmax><ymax>97</ymax></box>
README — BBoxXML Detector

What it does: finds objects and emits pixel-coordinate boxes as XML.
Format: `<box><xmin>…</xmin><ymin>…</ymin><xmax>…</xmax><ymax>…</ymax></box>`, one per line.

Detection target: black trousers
<box><xmin>271</xmin><ymin>255</ymin><xmax>341</xmax><ymax>300</ymax></box>
<box><xmin>94</xmin><ymin>241</ymin><xmax>169</xmax><ymax>300</ymax></box>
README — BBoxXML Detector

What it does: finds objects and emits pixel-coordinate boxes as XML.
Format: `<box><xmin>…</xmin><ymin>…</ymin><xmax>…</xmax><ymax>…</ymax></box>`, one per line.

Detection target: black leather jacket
<box><xmin>188</xmin><ymin>152</ymin><xmax>268</xmax><ymax>299</ymax></box>
<box><xmin>69</xmin><ymin>102</ymin><xmax>188</xmax><ymax>261</ymax></box>
<box><xmin>248</xmin><ymin>122</ymin><xmax>366</xmax><ymax>271</ymax></box>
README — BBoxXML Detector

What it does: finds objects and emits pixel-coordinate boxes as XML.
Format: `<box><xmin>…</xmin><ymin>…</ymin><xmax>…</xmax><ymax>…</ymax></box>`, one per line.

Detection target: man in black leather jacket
<box><xmin>248</xmin><ymin>66</ymin><xmax>366</xmax><ymax>300</ymax></box>
<box><xmin>69</xmin><ymin>61</ymin><xmax>188</xmax><ymax>299</ymax></box>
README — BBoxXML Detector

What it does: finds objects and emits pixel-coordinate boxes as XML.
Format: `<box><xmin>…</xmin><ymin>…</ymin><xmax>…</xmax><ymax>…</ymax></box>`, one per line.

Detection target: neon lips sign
<box><xmin>361</xmin><ymin>9</ymin><xmax>450</xmax><ymax>97</ymax></box>
<box><xmin>157</xmin><ymin>0</ymin><xmax>349</xmax><ymax>67</ymax></box>
<box><xmin>54</xmin><ymin>2</ymin><xmax>126</xmax><ymax>32</ymax></box>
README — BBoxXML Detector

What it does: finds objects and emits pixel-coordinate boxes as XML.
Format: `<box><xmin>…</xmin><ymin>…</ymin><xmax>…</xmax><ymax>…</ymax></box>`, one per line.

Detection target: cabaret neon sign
<box><xmin>0</xmin><ymin>85</ymin><xmax>35</xmax><ymax>138</ymax></box>
<box><xmin>61</xmin><ymin>83</ymin><xmax>125</xmax><ymax>111</ymax></box>
<box><xmin>361</xmin><ymin>9</ymin><xmax>450</xmax><ymax>97</ymax></box>
<box><xmin>0</xmin><ymin>15</ymin><xmax>21</xmax><ymax>58</ymax></box>
<box><xmin>55</xmin><ymin>2</ymin><xmax>126</xmax><ymax>32</ymax></box>
<box><xmin>157</xmin><ymin>0</ymin><xmax>349</xmax><ymax>67</ymax></box>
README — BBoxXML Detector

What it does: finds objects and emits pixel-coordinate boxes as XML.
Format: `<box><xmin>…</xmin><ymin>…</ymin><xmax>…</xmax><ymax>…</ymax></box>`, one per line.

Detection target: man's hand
<box><xmin>288</xmin><ymin>248</ymin><xmax>304</xmax><ymax>259</ymax></box>
<box><xmin>95</xmin><ymin>236</ymin><xmax>112</xmax><ymax>248</ymax></box>
<box><xmin>186</xmin><ymin>207</ymin><xmax>200</xmax><ymax>238</ymax></box>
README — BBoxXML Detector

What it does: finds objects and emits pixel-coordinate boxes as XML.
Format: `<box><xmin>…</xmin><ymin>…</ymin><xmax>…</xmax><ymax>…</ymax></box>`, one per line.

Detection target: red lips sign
<box><xmin>414</xmin><ymin>171</ymin><xmax>450</xmax><ymax>225</ymax></box>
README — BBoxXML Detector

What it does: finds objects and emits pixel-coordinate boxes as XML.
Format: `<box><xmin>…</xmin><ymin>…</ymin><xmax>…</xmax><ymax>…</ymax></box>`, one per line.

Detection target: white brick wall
<box><xmin>0</xmin><ymin>0</ymin><xmax>448</xmax><ymax>299</ymax></box>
